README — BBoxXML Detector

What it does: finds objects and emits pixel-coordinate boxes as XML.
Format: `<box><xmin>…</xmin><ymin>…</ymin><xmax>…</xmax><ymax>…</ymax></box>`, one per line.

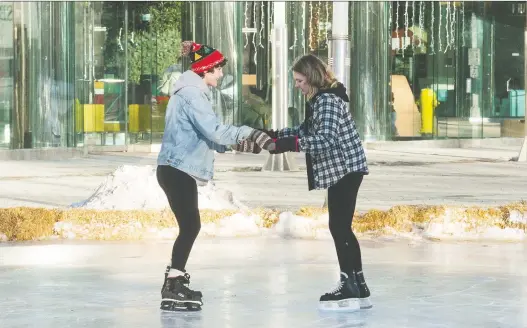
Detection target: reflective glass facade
<box><xmin>0</xmin><ymin>1</ymin><xmax>525</xmax><ymax>151</ymax></box>
<box><xmin>390</xmin><ymin>1</ymin><xmax>526</xmax><ymax>139</ymax></box>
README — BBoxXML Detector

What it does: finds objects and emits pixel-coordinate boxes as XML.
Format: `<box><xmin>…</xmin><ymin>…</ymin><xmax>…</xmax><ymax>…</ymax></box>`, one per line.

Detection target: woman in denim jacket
<box><xmin>157</xmin><ymin>41</ymin><xmax>273</xmax><ymax>312</ymax></box>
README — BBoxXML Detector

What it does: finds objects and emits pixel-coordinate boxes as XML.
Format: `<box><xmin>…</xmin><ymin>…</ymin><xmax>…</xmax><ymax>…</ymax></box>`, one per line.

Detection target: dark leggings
<box><xmin>156</xmin><ymin>165</ymin><xmax>201</xmax><ymax>271</ymax></box>
<box><xmin>327</xmin><ymin>172</ymin><xmax>364</xmax><ymax>276</ymax></box>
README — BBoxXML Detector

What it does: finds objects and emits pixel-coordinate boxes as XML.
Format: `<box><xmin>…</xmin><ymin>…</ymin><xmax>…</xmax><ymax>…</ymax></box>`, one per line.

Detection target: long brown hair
<box><xmin>291</xmin><ymin>54</ymin><xmax>338</xmax><ymax>99</ymax></box>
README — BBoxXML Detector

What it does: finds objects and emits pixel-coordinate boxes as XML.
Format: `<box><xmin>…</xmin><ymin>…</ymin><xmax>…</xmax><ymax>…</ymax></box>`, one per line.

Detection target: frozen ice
<box><xmin>1</xmin><ymin>238</ymin><xmax>526</xmax><ymax>328</ymax></box>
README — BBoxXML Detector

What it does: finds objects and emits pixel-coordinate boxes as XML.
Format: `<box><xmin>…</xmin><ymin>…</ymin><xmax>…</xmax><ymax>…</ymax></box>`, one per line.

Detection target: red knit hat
<box><xmin>181</xmin><ymin>41</ymin><xmax>226</xmax><ymax>74</ymax></box>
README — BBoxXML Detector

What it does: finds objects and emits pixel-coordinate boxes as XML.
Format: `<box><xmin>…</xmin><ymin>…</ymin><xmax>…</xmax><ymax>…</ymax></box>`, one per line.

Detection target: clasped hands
<box><xmin>232</xmin><ymin>129</ymin><xmax>299</xmax><ymax>154</ymax></box>
<box><xmin>256</xmin><ymin>129</ymin><xmax>299</xmax><ymax>154</ymax></box>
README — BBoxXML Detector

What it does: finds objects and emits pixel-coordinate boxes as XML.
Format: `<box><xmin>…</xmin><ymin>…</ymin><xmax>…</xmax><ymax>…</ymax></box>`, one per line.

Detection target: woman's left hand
<box><xmin>270</xmin><ymin>136</ymin><xmax>299</xmax><ymax>154</ymax></box>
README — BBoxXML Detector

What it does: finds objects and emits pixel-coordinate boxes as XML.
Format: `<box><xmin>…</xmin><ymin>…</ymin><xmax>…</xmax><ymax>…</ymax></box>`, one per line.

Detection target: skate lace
<box><xmin>328</xmin><ymin>280</ymin><xmax>344</xmax><ymax>294</ymax></box>
<box><xmin>184</xmin><ymin>273</ymin><xmax>191</xmax><ymax>283</ymax></box>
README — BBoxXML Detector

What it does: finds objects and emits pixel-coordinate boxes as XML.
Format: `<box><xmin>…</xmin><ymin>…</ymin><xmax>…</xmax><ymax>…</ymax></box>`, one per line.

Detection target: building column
<box><xmin>328</xmin><ymin>2</ymin><xmax>350</xmax><ymax>93</ymax></box>
<box><xmin>350</xmin><ymin>1</ymin><xmax>391</xmax><ymax>141</ymax></box>
<box><xmin>517</xmin><ymin>9</ymin><xmax>527</xmax><ymax>161</ymax></box>
<box><xmin>263</xmin><ymin>2</ymin><xmax>298</xmax><ymax>171</ymax></box>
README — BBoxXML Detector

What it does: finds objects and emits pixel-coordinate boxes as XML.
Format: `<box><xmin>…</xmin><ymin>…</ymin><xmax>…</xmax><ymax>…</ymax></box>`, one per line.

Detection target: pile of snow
<box><xmin>72</xmin><ymin>165</ymin><xmax>245</xmax><ymax>211</ymax></box>
<box><xmin>423</xmin><ymin>208</ymin><xmax>526</xmax><ymax>242</ymax></box>
<box><xmin>201</xmin><ymin>213</ymin><xmax>263</xmax><ymax>237</ymax></box>
<box><xmin>509</xmin><ymin>210</ymin><xmax>527</xmax><ymax>225</ymax></box>
<box><xmin>272</xmin><ymin>212</ymin><xmax>332</xmax><ymax>240</ymax></box>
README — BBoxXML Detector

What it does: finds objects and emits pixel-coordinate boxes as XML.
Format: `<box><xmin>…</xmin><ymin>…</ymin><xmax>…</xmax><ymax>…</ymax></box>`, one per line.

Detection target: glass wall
<box><xmin>390</xmin><ymin>1</ymin><xmax>526</xmax><ymax>139</ymax></box>
<box><xmin>127</xmin><ymin>2</ymin><xmax>183</xmax><ymax>145</ymax></box>
<box><xmin>74</xmin><ymin>2</ymin><xmax>127</xmax><ymax>148</ymax></box>
<box><xmin>1</xmin><ymin>1</ymin><xmax>525</xmax><ymax>152</ymax></box>
<box><xmin>181</xmin><ymin>2</ymin><xmax>242</xmax><ymax>129</ymax></box>
<box><xmin>73</xmin><ymin>1</ymin><xmax>185</xmax><ymax>148</ymax></box>
<box><xmin>8</xmin><ymin>2</ymin><xmax>76</xmax><ymax>149</ymax></box>
<box><xmin>0</xmin><ymin>3</ymin><xmax>13</xmax><ymax>149</ymax></box>
<box><xmin>351</xmin><ymin>1</ymin><xmax>392</xmax><ymax>141</ymax></box>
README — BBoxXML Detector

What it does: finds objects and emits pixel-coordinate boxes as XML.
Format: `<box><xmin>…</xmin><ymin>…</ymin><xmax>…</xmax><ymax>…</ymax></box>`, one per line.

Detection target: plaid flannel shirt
<box><xmin>279</xmin><ymin>93</ymin><xmax>368</xmax><ymax>190</ymax></box>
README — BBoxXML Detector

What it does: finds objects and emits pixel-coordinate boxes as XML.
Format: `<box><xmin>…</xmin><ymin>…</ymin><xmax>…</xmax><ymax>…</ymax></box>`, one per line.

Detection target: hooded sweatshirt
<box><xmin>157</xmin><ymin>70</ymin><xmax>253</xmax><ymax>182</ymax></box>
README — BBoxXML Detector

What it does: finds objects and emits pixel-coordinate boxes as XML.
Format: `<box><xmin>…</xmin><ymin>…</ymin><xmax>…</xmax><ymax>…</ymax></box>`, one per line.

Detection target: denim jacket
<box><xmin>157</xmin><ymin>70</ymin><xmax>253</xmax><ymax>181</ymax></box>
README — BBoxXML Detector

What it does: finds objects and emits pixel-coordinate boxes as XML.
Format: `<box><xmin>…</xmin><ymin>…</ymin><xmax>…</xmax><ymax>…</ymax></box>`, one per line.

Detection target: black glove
<box><xmin>270</xmin><ymin>136</ymin><xmax>299</xmax><ymax>154</ymax></box>
<box><xmin>257</xmin><ymin>129</ymin><xmax>279</xmax><ymax>139</ymax></box>
<box><xmin>248</xmin><ymin>129</ymin><xmax>274</xmax><ymax>151</ymax></box>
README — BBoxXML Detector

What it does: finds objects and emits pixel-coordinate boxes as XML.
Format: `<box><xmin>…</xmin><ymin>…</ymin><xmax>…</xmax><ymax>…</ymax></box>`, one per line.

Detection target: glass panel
<box><xmin>306</xmin><ymin>1</ymin><xmax>332</xmax><ymax>60</ymax></box>
<box><xmin>126</xmin><ymin>2</ymin><xmax>183</xmax><ymax>145</ymax></box>
<box><xmin>86</xmin><ymin>2</ymin><xmax>127</xmax><ymax>147</ymax></box>
<box><xmin>352</xmin><ymin>1</ymin><xmax>391</xmax><ymax>141</ymax></box>
<box><xmin>238</xmin><ymin>1</ymin><xmax>273</xmax><ymax>129</ymax></box>
<box><xmin>11</xmin><ymin>1</ymin><xmax>76</xmax><ymax>149</ymax></box>
<box><xmin>490</xmin><ymin>2</ymin><xmax>525</xmax><ymax>138</ymax></box>
<box><xmin>73</xmin><ymin>2</ymin><xmax>90</xmax><ymax>147</ymax></box>
<box><xmin>0</xmin><ymin>2</ymin><xmax>13</xmax><ymax>149</ymax></box>
<box><xmin>182</xmin><ymin>1</ymin><xmax>241</xmax><ymax>128</ymax></box>
<box><xmin>389</xmin><ymin>1</ymin><xmax>525</xmax><ymax>140</ymax></box>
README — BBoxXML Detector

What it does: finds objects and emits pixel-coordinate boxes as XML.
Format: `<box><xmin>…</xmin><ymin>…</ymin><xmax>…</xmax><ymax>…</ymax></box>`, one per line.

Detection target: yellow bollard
<box><xmin>420</xmin><ymin>88</ymin><xmax>439</xmax><ymax>135</ymax></box>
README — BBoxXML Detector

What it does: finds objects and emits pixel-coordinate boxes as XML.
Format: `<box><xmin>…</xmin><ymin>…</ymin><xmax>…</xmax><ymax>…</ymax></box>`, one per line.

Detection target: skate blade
<box><xmin>359</xmin><ymin>297</ymin><xmax>373</xmax><ymax>309</ymax></box>
<box><xmin>160</xmin><ymin>300</ymin><xmax>202</xmax><ymax>312</ymax></box>
<box><xmin>318</xmin><ymin>298</ymin><xmax>360</xmax><ymax>312</ymax></box>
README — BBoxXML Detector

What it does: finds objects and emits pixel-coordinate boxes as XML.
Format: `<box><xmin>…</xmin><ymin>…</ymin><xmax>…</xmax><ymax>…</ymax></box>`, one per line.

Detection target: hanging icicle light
<box><xmin>317</xmin><ymin>1</ymin><xmax>322</xmax><ymax>49</ymax></box>
<box><xmin>301</xmin><ymin>2</ymin><xmax>306</xmax><ymax>52</ymax></box>
<box><xmin>259</xmin><ymin>1</ymin><xmax>265</xmax><ymax>49</ymax></box>
<box><xmin>309</xmin><ymin>2</ymin><xmax>315</xmax><ymax>51</ymax></box>
<box><xmin>290</xmin><ymin>27</ymin><xmax>298</xmax><ymax>50</ymax></box>
<box><xmin>252</xmin><ymin>1</ymin><xmax>258</xmax><ymax>66</ymax></box>
<box><xmin>418</xmin><ymin>1</ymin><xmax>424</xmax><ymax>51</ymax></box>
<box><xmin>395</xmin><ymin>1</ymin><xmax>400</xmax><ymax>42</ymax></box>
<box><xmin>403</xmin><ymin>1</ymin><xmax>408</xmax><ymax>57</ymax></box>
<box><xmin>461</xmin><ymin>1</ymin><xmax>465</xmax><ymax>47</ymax></box>
<box><xmin>325</xmin><ymin>1</ymin><xmax>329</xmax><ymax>48</ymax></box>
<box><xmin>389</xmin><ymin>1</ymin><xmax>392</xmax><ymax>37</ymax></box>
<box><xmin>430</xmin><ymin>1</ymin><xmax>435</xmax><ymax>54</ymax></box>
<box><xmin>450</xmin><ymin>2</ymin><xmax>456</xmax><ymax>51</ymax></box>
<box><xmin>411</xmin><ymin>1</ymin><xmax>415</xmax><ymax>52</ymax></box>
<box><xmin>244</xmin><ymin>2</ymin><xmax>249</xmax><ymax>48</ymax></box>
<box><xmin>444</xmin><ymin>1</ymin><xmax>450</xmax><ymax>52</ymax></box>
<box><xmin>437</xmin><ymin>1</ymin><xmax>442</xmax><ymax>53</ymax></box>
<box><xmin>118</xmin><ymin>28</ymin><xmax>123</xmax><ymax>51</ymax></box>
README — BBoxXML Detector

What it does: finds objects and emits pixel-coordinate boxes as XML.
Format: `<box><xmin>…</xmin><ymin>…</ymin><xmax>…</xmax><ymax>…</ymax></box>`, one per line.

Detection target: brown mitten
<box><xmin>248</xmin><ymin>129</ymin><xmax>274</xmax><ymax>151</ymax></box>
<box><xmin>233</xmin><ymin>140</ymin><xmax>262</xmax><ymax>154</ymax></box>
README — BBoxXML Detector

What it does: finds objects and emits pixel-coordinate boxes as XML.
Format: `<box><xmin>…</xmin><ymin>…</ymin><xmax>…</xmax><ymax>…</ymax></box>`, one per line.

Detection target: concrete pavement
<box><xmin>0</xmin><ymin>144</ymin><xmax>526</xmax><ymax>211</ymax></box>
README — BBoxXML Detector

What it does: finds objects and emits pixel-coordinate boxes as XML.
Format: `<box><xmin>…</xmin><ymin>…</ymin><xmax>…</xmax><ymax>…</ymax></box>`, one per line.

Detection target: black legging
<box><xmin>156</xmin><ymin>165</ymin><xmax>201</xmax><ymax>271</ymax></box>
<box><xmin>327</xmin><ymin>172</ymin><xmax>364</xmax><ymax>276</ymax></box>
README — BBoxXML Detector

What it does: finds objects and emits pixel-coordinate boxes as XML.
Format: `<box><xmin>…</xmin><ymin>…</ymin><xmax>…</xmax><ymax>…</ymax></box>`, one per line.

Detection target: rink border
<box><xmin>0</xmin><ymin>203</ymin><xmax>526</xmax><ymax>243</ymax></box>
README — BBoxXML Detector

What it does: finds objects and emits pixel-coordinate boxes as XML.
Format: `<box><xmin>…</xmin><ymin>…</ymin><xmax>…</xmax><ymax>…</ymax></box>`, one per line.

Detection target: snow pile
<box><xmin>423</xmin><ymin>208</ymin><xmax>525</xmax><ymax>241</ymax></box>
<box><xmin>72</xmin><ymin>165</ymin><xmax>245</xmax><ymax>211</ymax></box>
<box><xmin>201</xmin><ymin>213</ymin><xmax>263</xmax><ymax>237</ymax></box>
<box><xmin>509</xmin><ymin>210</ymin><xmax>527</xmax><ymax>225</ymax></box>
<box><xmin>272</xmin><ymin>212</ymin><xmax>332</xmax><ymax>240</ymax></box>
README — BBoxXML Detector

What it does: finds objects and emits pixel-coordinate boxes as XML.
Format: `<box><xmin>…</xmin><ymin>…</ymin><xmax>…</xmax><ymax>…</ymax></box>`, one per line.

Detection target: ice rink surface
<box><xmin>1</xmin><ymin>238</ymin><xmax>526</xmax><ymax>328</ymax></box>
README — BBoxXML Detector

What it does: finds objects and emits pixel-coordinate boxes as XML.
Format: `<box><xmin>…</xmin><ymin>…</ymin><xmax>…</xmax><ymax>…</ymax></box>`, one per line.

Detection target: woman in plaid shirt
<box><xmin>268</xmin><ymin>54</ymin><xmax>371</xmax><ymax>311</ymax></box>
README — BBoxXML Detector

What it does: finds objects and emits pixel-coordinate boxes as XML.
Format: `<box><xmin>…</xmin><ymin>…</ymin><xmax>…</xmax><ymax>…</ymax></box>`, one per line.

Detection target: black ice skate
<box><xmin>355</xmin><ymin>271</ymin><xmax>372</xmax><ymax>309</ymax></box>
<box><xmin>318</xmin><ymin>272</ymin><xmax>360</xmax><ymax>311</ymax></box>
<box><xmin>160</xmin><ymin>266</ymin><xmax>203</xmax><ymax>312</ymax></box>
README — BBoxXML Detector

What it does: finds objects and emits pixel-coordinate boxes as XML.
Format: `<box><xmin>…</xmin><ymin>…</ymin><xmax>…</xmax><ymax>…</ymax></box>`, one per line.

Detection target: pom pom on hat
<box><xmin>181</xmin><ymin>41</ymin><xmax>195</xmax><ymax>57</ymax></box>
<box><xmin>180</xmin><ymin>40</ymin><xmax>226</xmax><ymax>74</ymax></box>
